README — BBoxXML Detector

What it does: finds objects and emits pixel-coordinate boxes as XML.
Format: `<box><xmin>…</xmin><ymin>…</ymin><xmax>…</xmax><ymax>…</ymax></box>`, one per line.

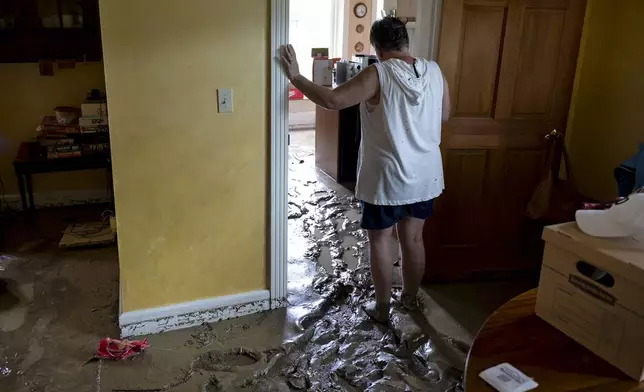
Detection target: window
<box><xmin>289</xmin><ymin>0</ymin><xmax>344</xmax><ymax>81</ymax></box>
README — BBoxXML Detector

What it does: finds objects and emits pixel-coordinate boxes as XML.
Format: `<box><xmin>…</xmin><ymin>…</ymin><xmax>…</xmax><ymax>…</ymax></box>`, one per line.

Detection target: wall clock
<box><xmin>354</xmin><ymin>3</ymin><xmax>368</xmax><ymax>19</ymax></box>
<box><xmin>356</xmin><ymin>24</ymin><xmax>364</xmax><ymax>33</ymax></box>
<box><xmin>354</xmin><ymin>42</ymin><xmax>364</xmax><ymax>53</ymax></box>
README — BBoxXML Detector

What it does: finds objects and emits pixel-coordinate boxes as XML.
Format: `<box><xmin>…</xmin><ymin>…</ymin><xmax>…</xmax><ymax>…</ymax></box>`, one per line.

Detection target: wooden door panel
<box><xmin>443</xmin><ymin>118</ymin><xmax>557</xmax><ymax>143</ymax></box>
<box><xmin>439</xmin><ymin>0</ymin><xmax>468</xmax><ymax>93</ymax></box>
<box><xmin>427</xmin><ymin>148</ymin><xmax>546</xmax><ymax>280</ymax></box>
<box><xmin>494</xmin><ymin>0</ymin><xmax>529</xmax><ymax>119</ymax></box>
<box><xmin>525</xmin><ymin>0</ymin><xmax>569</xmax><ymax>8</ymax></box>
<box><xmin>436</xmin><ymin>150</ymin><xmax>489</xmax><ymax>247</ymax></box>
<box><xmin>551</xmin><ymin>0</ymin><xmax>587</xmax><ymax>120</ymax></box>
<box><xmin>496</xmin><ymin>0</ymin><xmax>586</xmax><ymax>120</ymax></box>
<box><xmin>424</xmin><ymin>0</ymin><xmax>586</xmax><ymax>281</ymax></box>
<box><xmin>512</xmin><ymin>9</ymin><xmax>566</xmax><ymax>116</ymax></box>
<box><xmin>491</xmin><ymin>149</ymin><xmax>549</xmax><ymax>268</ymax></box>
<box><xmin>488</xmin><ymin>149</ymin><xmax>545</xmax><ymax>242</ymax></box>
<box><xmin>454</xmin><ymin>5</ymin><xmax>506</xmax><ymax>117</ymax></box>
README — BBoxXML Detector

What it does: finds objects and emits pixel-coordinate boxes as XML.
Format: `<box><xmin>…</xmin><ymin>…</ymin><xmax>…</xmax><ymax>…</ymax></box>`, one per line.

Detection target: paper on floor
<box><xmin>479</xmin><ymin>363</ymin><xmax>538</xmax><ymax>392</ymax></box>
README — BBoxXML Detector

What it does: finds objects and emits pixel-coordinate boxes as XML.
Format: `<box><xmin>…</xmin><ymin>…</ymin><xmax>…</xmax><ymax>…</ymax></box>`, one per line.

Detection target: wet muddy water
<box><xmin>0</xmin><ymin>145</ymin><xmax>469</xmax><ymax>391</ymax></box>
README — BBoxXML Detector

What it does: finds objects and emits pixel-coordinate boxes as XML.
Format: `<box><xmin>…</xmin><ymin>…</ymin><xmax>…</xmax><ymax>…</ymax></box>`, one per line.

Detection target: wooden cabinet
<box><xmin>396</xmin><ymin>0</ymin><xmax>417</xmax><ymax>18</ymax></box>
<box><xmin>315</xmin><ymin>105</ymin><xmax>361</xmax><ymax>184</ymax></box>
<box><xmin>0</xmin><ymin>0</ymin><xmax>101</xmax><ymax>63</ymax></box>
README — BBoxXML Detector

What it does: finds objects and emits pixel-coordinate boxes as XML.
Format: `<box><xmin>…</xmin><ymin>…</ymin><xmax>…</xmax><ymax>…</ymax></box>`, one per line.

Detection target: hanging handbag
<box><xmin>526</xmin><ymin>130</ymin><xmax>582</xmax><ymax>223</ymax></box>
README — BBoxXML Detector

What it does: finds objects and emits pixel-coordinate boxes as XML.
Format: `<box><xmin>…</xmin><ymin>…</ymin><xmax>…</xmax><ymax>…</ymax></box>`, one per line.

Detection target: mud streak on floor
<box><xmin>0</xmin><ymin>144</ymin><xmax>474</xmax><ymax>391</ymax></box>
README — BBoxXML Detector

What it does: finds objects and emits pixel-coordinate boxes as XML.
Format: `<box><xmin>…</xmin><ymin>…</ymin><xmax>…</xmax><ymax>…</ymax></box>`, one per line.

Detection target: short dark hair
<box><xmin>370</xmin><ymin>17</ymin><xmax>409</xmax><ymax>52</ymax></box>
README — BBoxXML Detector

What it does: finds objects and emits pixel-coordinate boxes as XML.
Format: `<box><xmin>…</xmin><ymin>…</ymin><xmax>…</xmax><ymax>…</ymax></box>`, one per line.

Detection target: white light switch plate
<box><xmin>217</xmin><ymin>88</ymin><xmax>233</xmax><ymax>113</ymax></box>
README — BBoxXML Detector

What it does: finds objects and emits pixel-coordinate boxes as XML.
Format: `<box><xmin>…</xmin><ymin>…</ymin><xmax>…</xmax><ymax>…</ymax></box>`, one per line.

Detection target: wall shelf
<box><xmin>0</xmin><ymin>0</ymin><xmax>101</xmax><ymax>63</ymax></box>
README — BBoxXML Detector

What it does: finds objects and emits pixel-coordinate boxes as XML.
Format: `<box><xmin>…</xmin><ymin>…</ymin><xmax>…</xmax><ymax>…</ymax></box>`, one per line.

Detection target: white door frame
<box><xmin>269</xmin><ymin>0</ymin><xmax>290</xmax><ymax>308</ymax></box>
<box><xmin>268</xmin><ymin>0</ymin><xmax>443</xmax><ymax>308</ymax></box>
<box><xmin>414</xmin><ymin>0</ymin><xmax>444</xmax><ymax>61</ymax></box>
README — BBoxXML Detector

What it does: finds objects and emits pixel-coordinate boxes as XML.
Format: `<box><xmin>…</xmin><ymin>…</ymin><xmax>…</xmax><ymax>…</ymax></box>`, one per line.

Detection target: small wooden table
<box><xmin>465</xmin><ymin>289</ymin><xmax>644</xmax><ymax>391</ymax></box>
<box><xmin>13</xmin><ymin>142</ymin><xmax>112</xmax><ymax>211</ymax></box>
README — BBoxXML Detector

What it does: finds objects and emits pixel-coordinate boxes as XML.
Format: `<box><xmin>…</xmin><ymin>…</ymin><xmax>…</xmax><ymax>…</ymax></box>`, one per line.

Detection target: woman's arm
<box><xmin>281</xmin><ymin>44</ymin><xmax>379</xmax><ymax>111</ymax></box>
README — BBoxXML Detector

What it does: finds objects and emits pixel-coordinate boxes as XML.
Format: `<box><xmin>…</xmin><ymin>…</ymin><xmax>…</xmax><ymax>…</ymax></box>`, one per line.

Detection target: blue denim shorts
<box><xmin>360</xmin><ymin>199</ymin><xmax>435</xmax><ymax>230</ymax></box>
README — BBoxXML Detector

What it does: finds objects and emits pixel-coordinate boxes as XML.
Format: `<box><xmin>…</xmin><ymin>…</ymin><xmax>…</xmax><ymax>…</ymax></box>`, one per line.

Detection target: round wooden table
<box><xmin>465</xmin><ymin>288</ymin><xmax>644</xmax><ymax>391</ymax></box>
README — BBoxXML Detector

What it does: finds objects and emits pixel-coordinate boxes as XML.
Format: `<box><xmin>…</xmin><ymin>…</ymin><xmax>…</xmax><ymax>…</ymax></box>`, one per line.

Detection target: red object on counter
<box><xmin>289</xmin><ymin>87</ymin><xmax>304</xmax><ymax>100</ymax></box>
<box><xmin>96</xmin><ymin>338</ymin><xmax>149</xmax><ymax>360</ymax></box>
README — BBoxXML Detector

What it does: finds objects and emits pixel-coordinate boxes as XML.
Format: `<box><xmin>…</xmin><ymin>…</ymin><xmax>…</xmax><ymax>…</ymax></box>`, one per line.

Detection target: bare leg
<box><xmin>397</xmin><ymin>217</ymin><xmax>427</xmax><ymax>308</ymax></box>
<box><xmin>392</xmin><ymin>228</ymin><xmax>402</xmax><ymax>266</ymax></box>
<box><xmin>363</xmin><ymin>227</ymin><xmax>397</xmax><ymax>323</ymax></box>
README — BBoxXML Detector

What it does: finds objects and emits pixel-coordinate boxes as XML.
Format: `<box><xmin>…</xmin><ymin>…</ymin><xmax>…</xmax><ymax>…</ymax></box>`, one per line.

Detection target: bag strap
<box><xmin>546</xmin><ymin>131</ymin><xmax>577</xmax><ymax>187</ymax></box>
<box><xmin>541</xmin><ymin>129</ymin><xmax>577</xmax><ymax>186</ymax></box>
<box><xmin>560</xmin><ymin>140</ymin><xmax>576</xmax><ymax>184</ymax></box>
<box><xmin>542</xmin><ymin>133</ymin><xmax>558</xmax><ymax>177</ymax></box>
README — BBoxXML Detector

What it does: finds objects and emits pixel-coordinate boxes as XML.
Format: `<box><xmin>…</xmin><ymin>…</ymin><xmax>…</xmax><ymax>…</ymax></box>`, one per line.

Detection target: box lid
<box><xmin>543</xmin><ymin>222</ymin><xmax>644</xmax><ymax>283</ymax></box>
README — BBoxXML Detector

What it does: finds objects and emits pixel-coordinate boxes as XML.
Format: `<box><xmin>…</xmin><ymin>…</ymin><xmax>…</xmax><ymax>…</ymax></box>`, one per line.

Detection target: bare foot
<box><xmin>362</xmin><ymin>301</ymin><xmax>390</xmax><ymax>325</ymax></box>
<box><xmin>400</xmin><ymin>293</ymin><xmax>419</xmax><ymax>312</ymax></box>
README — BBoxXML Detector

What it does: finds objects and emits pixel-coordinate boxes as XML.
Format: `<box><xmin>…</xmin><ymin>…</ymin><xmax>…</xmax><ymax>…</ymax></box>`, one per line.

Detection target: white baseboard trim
<box><xmin>3</xmin><ymin>189</ymin><xmax>111</xmax><ymax>210</ymax></box>
<box><xmin>119</xmin><ymin>289</ymin><xmax>271</xmax><ymax>337</ymax></box>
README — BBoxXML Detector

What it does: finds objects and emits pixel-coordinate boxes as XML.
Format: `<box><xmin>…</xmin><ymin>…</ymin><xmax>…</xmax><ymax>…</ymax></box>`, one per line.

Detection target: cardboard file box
<box><xmin>81</xmin><ymin>102</ymin><xmax>108</xmax><ymax>117</ymax></box>
<box><xmin>79</xmin><ymin>116</ymin><xmax>108</xmax><ymax>127</ymax></box>
<box><xmin>536</xmin><ymin>222</ymin><xmax>644</xmax><ymax>380</ymax></box>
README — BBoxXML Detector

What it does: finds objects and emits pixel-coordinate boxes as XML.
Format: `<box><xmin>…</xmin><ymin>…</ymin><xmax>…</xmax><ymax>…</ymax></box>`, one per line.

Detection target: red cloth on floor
<box><xmin>96</xmin><ymin>338</ymin><xmax>149</xmax><ymax>360</ymax></box>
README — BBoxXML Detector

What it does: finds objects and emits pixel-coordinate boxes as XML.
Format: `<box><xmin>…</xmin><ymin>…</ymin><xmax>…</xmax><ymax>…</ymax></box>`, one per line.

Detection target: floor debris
<box><xmin>144</xmin><ymin>150</ymin><xmax>466</xmax><ymax>391</ymax></box>
<box><xmin>0</xmin><ymin>142</ymin><xmax>479</xmax><ymax>391</ymax></box>
<box><xmin>112</xmin><ymin>389</ymin><xmax>162</xmax><ymax>392</ymax></box>
<box><xmin>59</xmin><ymin>221</ymin><xmax>116</xmax><ymax>248</ymax></box>
<box><xmin>186</xmin><ymin>323</ymin><xmax>217</xmax><ymax>349</ymax></box>
<box><xmin>0</xmin><ymin>365</ymin><xmax>11</xmax><ymax>377</ymax></box>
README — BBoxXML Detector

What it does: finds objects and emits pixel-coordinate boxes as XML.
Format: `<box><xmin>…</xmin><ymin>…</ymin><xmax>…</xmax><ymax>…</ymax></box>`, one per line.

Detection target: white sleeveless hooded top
<box><xmin>356</xmin><ymin>58</ymin><xmax>445</xmax><ymax>205</ymax></box>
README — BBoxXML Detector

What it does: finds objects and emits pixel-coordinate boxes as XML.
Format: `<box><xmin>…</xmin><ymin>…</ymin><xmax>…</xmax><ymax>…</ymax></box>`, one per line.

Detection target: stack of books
<box><xmin>37</xmin><ymin>116</ymin><xmax>82</xmax><ymax>159</ymax></box>
<box><xmin>80</xmin><ymin>132</ymin><xmax>110</xmax><ymax>155</ymax></box>
<box><xmin>36</xmin><ymin>92</ymin><xmax>110</xmax><ymax>160</ymax></box>
<box><xmin>37</xmin><ymin>116</ymin><xmax>81</xmax><ymax>138</ymax></box>
<box><xmin>42</xmin><ymin>138</ymin><xmax>82</xmax><ymax>159</ymax></box>
<box><xmin>47</xmin><ymin>143</ymin><xmax>82</xmax><ymax>159</ymax></box>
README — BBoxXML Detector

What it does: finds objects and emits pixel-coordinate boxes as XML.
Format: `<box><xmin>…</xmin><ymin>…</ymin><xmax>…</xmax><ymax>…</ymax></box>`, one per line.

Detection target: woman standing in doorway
<box><xmin>280</xmin><ymin>17</ymin><xmax>450</xmax><ymax>324</ymax></box>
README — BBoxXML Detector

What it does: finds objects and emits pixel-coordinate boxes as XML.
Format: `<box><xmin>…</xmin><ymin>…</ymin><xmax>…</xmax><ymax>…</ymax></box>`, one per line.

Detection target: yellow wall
<box><xmin>99</xmin><ymin>0</ymin><xmax>268</xmax><ymax>312</ymax></box>
<box><xmin>567</xmin><ymin>0</ymin><xmax>644</xmax><ymax>201</ymax></box>
<box><xmin>0</xmin><ymin>63</ymin><xmax>106</xmax><ymax>195</ymax></box>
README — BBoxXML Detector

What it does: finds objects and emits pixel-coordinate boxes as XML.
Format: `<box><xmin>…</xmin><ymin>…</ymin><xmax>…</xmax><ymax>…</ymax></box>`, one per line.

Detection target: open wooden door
<box><xmin>423</xmin><ymin>0</ymin><xmax>587</xmax><ymax>281</ymax></box>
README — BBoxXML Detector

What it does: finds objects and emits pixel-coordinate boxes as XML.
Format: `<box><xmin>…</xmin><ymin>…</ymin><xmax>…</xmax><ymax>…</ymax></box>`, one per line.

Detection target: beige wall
<box><xmin>0</xmin><ymin>63</ymin><xmax>106</xmax><ymax>195</ymax></box>
<box><xmin>379</xmin><ymin>1</ymin><xmax>416</xmax><ymax>19</ymax></box>
<box><xmin>99</xmin><ymin>0</ymin><xmax>268</xmax><ymax>312</ymax></box>
<box><xmin>567</xmin><ymin>0</ymin><xmax>644</xmax><ymax>201</ymax></box>
<box><xmin>395</xmin><ymin>0</ymin><xmax>417</xmax><ymax>18</ymax></box>
<box><xmin>346</xmin><ymin>0</ymin><xmax>375</xmax><ymax>57</ymax></box>
<box><xmin>383</xmin><ymin>0</ymin><xmax>397</xmax><ymax>10</ymax></box>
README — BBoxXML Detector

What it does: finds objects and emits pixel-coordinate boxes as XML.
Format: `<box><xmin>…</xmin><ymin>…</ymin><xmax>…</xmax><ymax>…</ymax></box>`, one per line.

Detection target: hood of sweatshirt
<box><xmin>384</xmin><ymin>58</ymin><xmax>434</xmax><ymax>106</ymax></box>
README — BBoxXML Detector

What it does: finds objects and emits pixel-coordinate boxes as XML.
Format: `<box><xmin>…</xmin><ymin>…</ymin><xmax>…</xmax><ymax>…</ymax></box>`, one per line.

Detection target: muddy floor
<box><xmin>0</xmin><ymin>133</ymin><xmax>534</xmax><ymax>391</ymax></box>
